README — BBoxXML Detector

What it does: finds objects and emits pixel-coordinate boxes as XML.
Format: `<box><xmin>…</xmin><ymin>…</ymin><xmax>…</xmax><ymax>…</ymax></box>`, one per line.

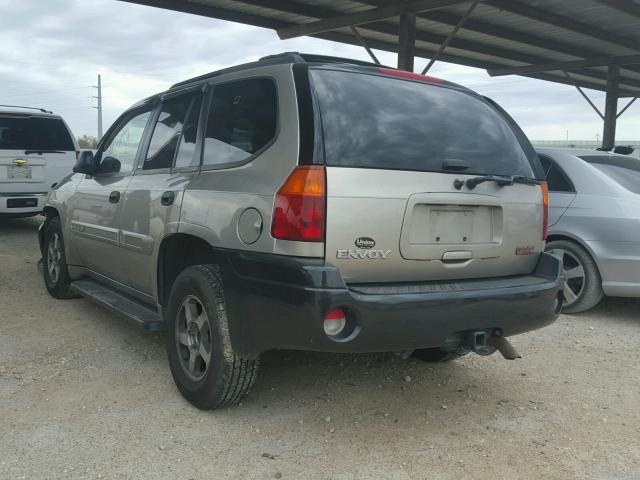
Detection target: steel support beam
<box><xmin>277</xmin><ymin>0</ymin><xmax>473</xmax><ymax>40</ymax></box>
<box><xmin>594</xmin><ymin>0</ymin><xmax>640</xmax><ymax>19</ymax></box>
<box><xmin>563</xmin><ymin>72</ymin><xmax>604</xmax><ymax>120</ymax></box>
<box><xmin>398</xmin><ymin>10</ymin><xmax>417</xmax><ymax>71</ymax></box>
<box><xmin>422</xmin><ymin>0</ymin><xmax>479</xmax><ymax>74</ymax></box>
<box><xmin>486</xmin><ymin>0</ymin><xmax>640</xmax><ymax>52</ymax></box>
<box><xmin>350</xmin><ymin>26</ymin><xmax>381</xmax><ymax>64</ymax></box>
<box><xmin>617</xmin><ymin>97</ymin><xmax>638</xmax><ymax>119</ymax></box>
<box><xmin>603</xmin><ymin>65</ymin><xmax>620</xmax><ymax>149</ymax></box>
<box><xmin>488</xmin><ymin>54</ymin><xmax>640</xmax><ymax>77</ymax></box>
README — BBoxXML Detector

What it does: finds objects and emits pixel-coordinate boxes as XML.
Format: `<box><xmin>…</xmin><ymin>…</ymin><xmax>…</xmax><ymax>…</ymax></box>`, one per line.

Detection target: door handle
<box><xmin>161</xmin><ymin>191</ymin><xmax>175</xmax><ymax>206</ymax></box>
<box><xmin>109</xmin><ymin>191</ymin><xmax>120</xmax><ymax>203</ymax></box>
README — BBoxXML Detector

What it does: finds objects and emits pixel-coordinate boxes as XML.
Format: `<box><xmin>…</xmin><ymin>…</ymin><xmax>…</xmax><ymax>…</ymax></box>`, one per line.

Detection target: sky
<box><xmin>1</xmin><ymin>0</ymin><xmax>638</xmax><ymax>141</ymax></box>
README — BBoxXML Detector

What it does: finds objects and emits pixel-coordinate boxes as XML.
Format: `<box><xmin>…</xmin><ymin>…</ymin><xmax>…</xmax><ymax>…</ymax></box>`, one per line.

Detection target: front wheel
<box><xmin>166</xmin><ymin>264</ymin><xmax>259</xmax><ymax>409</ymax></box>
<box><xmin>42</xmin><ymin>216</ymin><xmax>76</xmax><ymax>299</ymax></box>
<box><xmin>546</xmin><ymin>240</ymin><xmax>603</xmax><ymax>313</ymax></box>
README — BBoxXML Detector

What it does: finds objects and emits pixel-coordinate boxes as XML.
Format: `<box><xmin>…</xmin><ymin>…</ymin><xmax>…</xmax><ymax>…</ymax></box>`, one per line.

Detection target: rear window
<box><xmin>311</xmin><ymin>69</ymin><xmax>533</xmax><ymax>176</ymax></box>
<box><xmin>0</xmin><ymin>115</ymin><xmax>74</xmax><ymax>151</ymax></box>
<box><xmin>580</xmin><ymin>155</ymin><xmax>640</xmax><ymax>194</ymax></box>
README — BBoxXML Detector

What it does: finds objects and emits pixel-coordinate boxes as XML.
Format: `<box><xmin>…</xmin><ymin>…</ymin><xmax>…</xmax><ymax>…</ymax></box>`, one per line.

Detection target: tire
<box><xmin>166</xmin><ymin>264</ymin><xmax>259</xmax><ymax>409</ymax></box>
<box><xmin>546</xmin><ymin>240</ymin><xmax>603</xmax><ymax>313</ymax></box>
<box><xmin>412</xmin><ymin>348</ymin><xmax>466</xmax><ymax>363</ymax></box>
<box><xmin>42</xmin><ymin>216</ymin><xmax>76</xmax><ymax>299</ymax></box>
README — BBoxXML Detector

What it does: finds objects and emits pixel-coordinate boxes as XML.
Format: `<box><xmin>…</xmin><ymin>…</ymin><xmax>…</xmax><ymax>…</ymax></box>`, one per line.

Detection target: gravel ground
<box><xmin>1</xmin><ymin>216</ymin><xmax>639</xmax><ymax>480</ymax></box>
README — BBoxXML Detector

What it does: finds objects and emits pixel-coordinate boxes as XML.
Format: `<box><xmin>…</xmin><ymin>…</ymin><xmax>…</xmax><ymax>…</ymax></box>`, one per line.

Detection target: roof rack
<box><xmin>0</xmin><ymin>104</ymin><xmax>53</xmax><ymax>114</ymax></box>
<box><xmin>171</xmin><ymin>52</ymin><xmax>385</xmax><ymax>89</ymax></box>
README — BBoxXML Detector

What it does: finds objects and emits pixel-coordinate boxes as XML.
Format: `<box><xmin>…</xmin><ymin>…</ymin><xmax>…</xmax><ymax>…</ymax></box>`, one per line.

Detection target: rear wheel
<box><xmin>43</xmin><ymin>216</ymin><xmax>76</xmax><ymax>299</ymax></box>
<box><xmin>166</xmin><ymin>264</ymin><xmax>259</xmax><ymax>409</ymax></box>
<box><xmin>546</xmin><ymin>240</ymin><xmax>603</xmax><ymax>313</ymax></box>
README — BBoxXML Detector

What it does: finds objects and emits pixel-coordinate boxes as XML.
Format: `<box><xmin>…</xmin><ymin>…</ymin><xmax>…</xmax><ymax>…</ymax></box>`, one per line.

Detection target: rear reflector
<box><xmin>323</xmin><ymin>308</ymin><xmax>347</xmax><ymax>336</ymax></box>
<box><xmin>541</xmin><ymin>181</ymin><xmax>549</xmax><ymax>240</ymax></box>
<box><xmin>378</xmin><ymin>67</ymin><xmax>444</xmax><ymax>84</ymax></box>
<box><xmin>271</xmin><ymin>165</ymin><xmax>326</xmax><ymax>242</ymax></box>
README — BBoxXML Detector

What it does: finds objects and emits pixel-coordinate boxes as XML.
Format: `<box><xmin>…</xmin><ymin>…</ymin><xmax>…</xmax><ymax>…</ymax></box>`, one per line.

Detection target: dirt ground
<box><xmin>1</xmin><ymin>216</ymin><xmax>639</xmax><ymax>480</ymax></box>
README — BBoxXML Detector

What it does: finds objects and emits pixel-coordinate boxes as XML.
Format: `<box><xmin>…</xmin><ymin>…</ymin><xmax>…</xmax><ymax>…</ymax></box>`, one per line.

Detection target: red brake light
<box><xmin>271</xmin><ymin>165</ymin><xmax>326</xmax><ymax>242</ymax></box>
<box><xmin>378</xmin><ymin>67</ymin><xmax>444</xmax><ymax>84</ymax></box>
<box><xmin>541</xmin><ymin>181</ymin><xmax>549</xmax><ymax>240</ymax></box>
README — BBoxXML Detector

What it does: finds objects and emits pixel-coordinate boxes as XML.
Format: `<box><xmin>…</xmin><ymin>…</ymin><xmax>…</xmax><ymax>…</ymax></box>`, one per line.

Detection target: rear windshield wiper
<box><xmin>24</xmin><ymin>149</ymin><xmax>65</xmax><ymax>155</ymax></box>
<box><xmin>454</xmin><ymin>175</ymin><xmax>540</xmax><ymax>190</ymax></box>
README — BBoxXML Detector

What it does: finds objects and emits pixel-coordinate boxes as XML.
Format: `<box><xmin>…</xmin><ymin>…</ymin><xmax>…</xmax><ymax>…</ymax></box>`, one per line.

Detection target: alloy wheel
<box><xmin>47</xmin><ymin>232</ymin><xmax>62</xmax><ymax>284</ymax></box>
<box><xmin>176</xmin><ymin>295</ymin><xmax>213</xmax><ymax>381</ymax></box>
<box><xmin>549</xmin><ymin>248</ymin><xmax>586</xmax><ymax>308</ymax></box>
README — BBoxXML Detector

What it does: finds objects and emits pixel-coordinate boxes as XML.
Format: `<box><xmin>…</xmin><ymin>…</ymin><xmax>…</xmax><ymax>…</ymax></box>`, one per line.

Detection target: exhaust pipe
<box><xmin>487</xmin><ymin>336</ymin><xmax>521</xmax><ymax>360</ymax></box>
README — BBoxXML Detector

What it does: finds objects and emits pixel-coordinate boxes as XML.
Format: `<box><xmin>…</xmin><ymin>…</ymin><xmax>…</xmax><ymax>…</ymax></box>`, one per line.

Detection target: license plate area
<box><xmin>8</xmin><ymin>165</ymin><xmax>32</xmax><ymax>179</ymax></box>
<box><xmin>430</xmin><ymin>210</ymin><xmax>474</xmax><ymax>244</ymax></box>
<box><xmin>400</xmin><ymin>193</ymin><xmax>504</xmax><ymax>261</ymax></box>
<box><xmin>7</xmin><ymin>197</ymin><xmax>38</xmax><ymax>208</ymax></box>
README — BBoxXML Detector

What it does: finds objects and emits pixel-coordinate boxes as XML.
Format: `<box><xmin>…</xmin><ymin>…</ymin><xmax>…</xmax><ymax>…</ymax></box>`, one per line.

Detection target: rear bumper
<box><xmin>222</xmin><ymin>252</ymin><xmax>563</xmax><ymax>358</ymax></box>
<box><xmin>0</xmin><ymin>193</ymin><xmax>46</xmax><ymax>216</ymax></box>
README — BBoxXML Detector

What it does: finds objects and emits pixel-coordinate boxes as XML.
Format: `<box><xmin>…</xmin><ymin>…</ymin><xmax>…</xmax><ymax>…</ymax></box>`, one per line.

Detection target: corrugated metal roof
<box><xmin>120</xmin><ymin>0</ymin><xmax>640</xmax><ymax>96</ymax></box>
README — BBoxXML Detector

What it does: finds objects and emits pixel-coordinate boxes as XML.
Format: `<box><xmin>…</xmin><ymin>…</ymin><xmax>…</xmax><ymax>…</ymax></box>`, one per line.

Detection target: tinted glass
<box><xmin>174</xmin><ymin>94</ymin><xmax>202</xmax><ymax>169</ymax></box>
<box><xmin>580</xmin><ymin>155</ymin><xmax>640</xmax><ymax>194</ymax></box>
<box><xmin>0</xmin><ymin>115</ymin><xmax>74</xmax><ymax>151</ymax></box>
<box><xmin>203</xmin><ymin>78</ymin><xmax>277</xmax><ymax>166</ymax></box>
<box><xmin>144</xmin><ymin>94</ymin><xmax>194</xmax><ymax>170</ymax></box>
<box><xmin>98</xmin><ymin>109</ymin><xmax>151</xmax><ymax>174</ymax></box>
<box><xmin>311</xmin><ymin>69</ymin><xmax>533</xmax><ymax>176</ymax></box>
<box><xmin>538</xmin><ymin>155</ymin><xmax>574</xmax><ymax>192</ymax></box>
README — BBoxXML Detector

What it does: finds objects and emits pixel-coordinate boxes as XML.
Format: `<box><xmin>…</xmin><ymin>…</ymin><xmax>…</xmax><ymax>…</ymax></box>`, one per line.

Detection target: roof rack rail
<box><xmin>171</xmin><ymin>52</ymin><xmax>384</xmax><ymax>89</ymax></box>
<box><xmin>0</xmin><ymin>104</ymin><xmax>53</xmax><ymax>114</ymax></box>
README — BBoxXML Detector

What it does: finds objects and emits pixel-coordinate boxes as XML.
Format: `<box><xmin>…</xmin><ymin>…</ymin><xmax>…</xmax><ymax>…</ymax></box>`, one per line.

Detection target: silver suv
<box><xmin>39</xmin><ymin>53</ymin><xmax>563</xmax><ymax>409</ymax></box>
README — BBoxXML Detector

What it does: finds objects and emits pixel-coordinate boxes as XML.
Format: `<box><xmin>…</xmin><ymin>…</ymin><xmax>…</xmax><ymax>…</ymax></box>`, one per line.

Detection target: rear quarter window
<box><xmin>580</xmin><ymin>155</ymin><xmax>640</xmax><ymax>194</ymax></box>
<box><xmin>0</xmin><ymin>115</ymin><xmax>74</xmax><ymax>151</ymax></box>
<box><xmin>310</xmin><ymin>69</ymin><xmax>534</xmax><ymax>177</ymax></box>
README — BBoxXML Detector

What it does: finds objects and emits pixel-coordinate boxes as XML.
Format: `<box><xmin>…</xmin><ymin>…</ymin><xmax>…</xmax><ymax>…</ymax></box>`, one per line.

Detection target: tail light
<box><xmin>271</xmin><ymin>165</ymin><xmax>326</xmax><ymax>242</ymax></box>
<box><xmin>541</xmin><ymin>181</ymin><xmax>549</xmax><ymax>240</ymax></box>
<box><xmin>378</xmin><ymin>67</ymin><xmax>444</xmax><ymax>84</ymax></box>
<box><xmin>323</xmin><ymin>308</ymin><xmax>347</xmax><ymax>336</ymax></box>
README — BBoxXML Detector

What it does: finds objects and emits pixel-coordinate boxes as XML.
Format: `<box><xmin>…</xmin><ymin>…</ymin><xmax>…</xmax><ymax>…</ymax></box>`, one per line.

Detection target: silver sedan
<box><xmin>536</xmin><ymin>147</ymin><xmax>640</xmax><ymax>313</ymax></box>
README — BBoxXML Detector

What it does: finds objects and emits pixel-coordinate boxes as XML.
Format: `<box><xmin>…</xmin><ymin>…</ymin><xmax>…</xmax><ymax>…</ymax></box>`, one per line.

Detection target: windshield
<box><xmin>580</xmin><ymin>155</ymin><xmax>640</xmax><ymax>194</ymax></box>
<box><xmin>311</xmin><ymin>69</ymin><xmax>534</xmax><ymax>177</ymax></box>
<box><xmin>0</xmin><ymin>115</ymin><xmax>74</xmax><ymax>151</ymax></box>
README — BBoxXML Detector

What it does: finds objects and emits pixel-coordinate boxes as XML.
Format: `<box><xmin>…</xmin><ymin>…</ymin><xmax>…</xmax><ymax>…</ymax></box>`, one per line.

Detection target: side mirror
<box><xmin>73</xmin><ymin>150</ymin><xmax>97</xmax><ymax>174</ymax></box>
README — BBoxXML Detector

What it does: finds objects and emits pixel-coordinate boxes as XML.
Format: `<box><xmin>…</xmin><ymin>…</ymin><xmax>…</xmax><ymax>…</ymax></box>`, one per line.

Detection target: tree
<box><xmin>76</xmin><ymin>134</ymin><xmax>98</xmax><ymax>149</ymax></box>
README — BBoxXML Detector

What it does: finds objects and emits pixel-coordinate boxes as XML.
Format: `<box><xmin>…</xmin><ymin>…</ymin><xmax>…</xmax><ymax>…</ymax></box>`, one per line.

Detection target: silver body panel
<box><xmin>537</xmin><ymin>148</ymin><xmax>640</xmax><ymax>297</ymax></box>
<box><xmin>45</xmin><ymin>60</ymin><xmax>547</xmax><ymax>307</ymax></box>
<box><xmin>326</xmin><ymin>168</ymin><xmax>544</xmax><ymax>283</ymax></box>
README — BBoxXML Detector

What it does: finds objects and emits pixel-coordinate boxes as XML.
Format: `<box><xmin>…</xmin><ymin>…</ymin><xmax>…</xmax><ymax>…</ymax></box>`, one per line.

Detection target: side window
<box><xmin>202</xmin><ymin>78</ymin><xmax>277</xmax><ymax>167</ymax></box>
<box><xmin>98</xmin><ymin>109</ymin><xmax>151</xmax><ymax>174</ymax></box>
<box><xmin>539</xmin><ymin>155</ymin><xmax>574</xmax><ymax>192</ymax></box>
<box><xmin>174</xmin><ymin>94</ymin><xmax>203</xmax><ymax>169</ymax></box>
<box><xmin>144</xmin><ymin>93</ymin><xmax>195</xmax><ymax>170</ymax></box>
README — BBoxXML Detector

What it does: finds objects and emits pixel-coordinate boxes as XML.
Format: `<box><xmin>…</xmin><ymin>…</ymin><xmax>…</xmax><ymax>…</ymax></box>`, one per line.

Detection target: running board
<box><xmin>70</xmin><ymin>279</ymin><xmax>164</xmax><ymax>331</ymax></box>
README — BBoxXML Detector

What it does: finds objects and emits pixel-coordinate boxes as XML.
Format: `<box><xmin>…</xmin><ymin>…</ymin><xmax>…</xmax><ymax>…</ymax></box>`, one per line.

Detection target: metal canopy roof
<box><xmin>121</xmin><ymin>0</ymin><xmax>640</xmax><ymax>97</ymax></box>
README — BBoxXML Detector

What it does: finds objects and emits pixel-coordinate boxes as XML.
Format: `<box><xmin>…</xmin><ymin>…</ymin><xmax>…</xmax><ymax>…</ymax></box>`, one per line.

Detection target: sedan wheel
<box><xmin>548</xmin><ymin>248</ymin><xmax>585</xmax><ymax>308</ymax></box>
<box><xmin>545</xmin><ymin>239</ymin><xmax>603</xmax><ymax>313</ymax></box>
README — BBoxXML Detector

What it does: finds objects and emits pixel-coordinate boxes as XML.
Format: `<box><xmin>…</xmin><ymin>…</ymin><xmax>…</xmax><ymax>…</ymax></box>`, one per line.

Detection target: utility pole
<box><xmin>92</xmin><ymin>74</ymin><xmax>103</xmax><ymax>140</ymax></box>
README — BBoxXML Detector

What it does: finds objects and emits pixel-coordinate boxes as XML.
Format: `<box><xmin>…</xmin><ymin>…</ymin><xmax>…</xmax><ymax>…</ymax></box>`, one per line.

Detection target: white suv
<box><xmin>0</xmin><ymin>105</ymin><xmax>78</xmax><ymax>217</ymax></box>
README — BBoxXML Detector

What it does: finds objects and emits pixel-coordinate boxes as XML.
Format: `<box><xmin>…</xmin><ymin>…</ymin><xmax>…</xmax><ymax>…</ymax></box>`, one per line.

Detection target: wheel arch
<box><xmin>546</xmin><ymin>232</ymin><xmax>603</xmax><ymax>275</ymax></box>
<box><xmin>157</xmin><ymin>233</ymin><xmax>224</xmax><ymax>307</ymax></box>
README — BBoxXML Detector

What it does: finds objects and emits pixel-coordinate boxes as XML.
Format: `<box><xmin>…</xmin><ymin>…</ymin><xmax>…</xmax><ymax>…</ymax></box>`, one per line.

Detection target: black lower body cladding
<box><xmin>220</xmin><ymin>252</ymin><xmax>563</xmax><ymax>359</ymax></box>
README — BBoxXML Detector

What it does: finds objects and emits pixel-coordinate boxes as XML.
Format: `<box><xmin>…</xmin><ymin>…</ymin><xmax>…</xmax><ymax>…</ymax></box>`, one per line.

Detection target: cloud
<box><xmin>1</xmin><ymin>0</ymin><xmax>637</xmax><ymax>141</ymax></box>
